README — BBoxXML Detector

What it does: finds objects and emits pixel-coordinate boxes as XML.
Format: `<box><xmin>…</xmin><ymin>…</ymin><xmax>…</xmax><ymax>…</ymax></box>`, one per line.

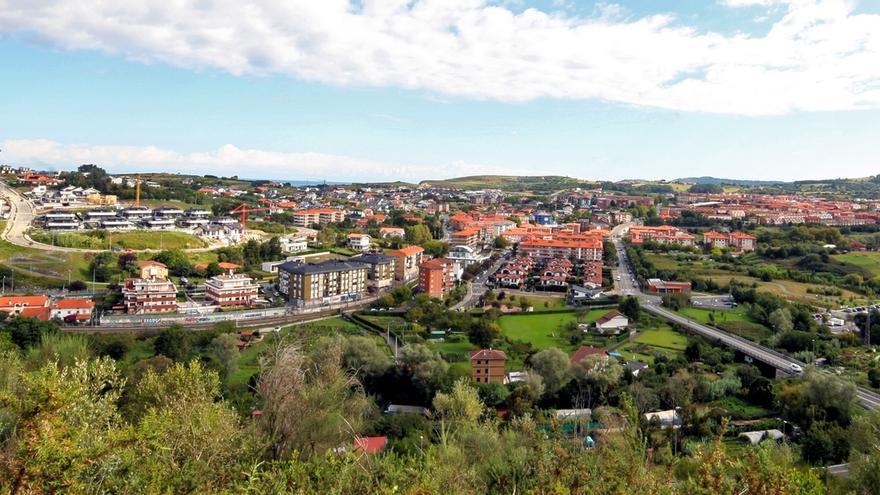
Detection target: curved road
<box><xmin>0</xmin><ymin>181</ymin><xmax>220</xmax><ymax>254</ymax></box>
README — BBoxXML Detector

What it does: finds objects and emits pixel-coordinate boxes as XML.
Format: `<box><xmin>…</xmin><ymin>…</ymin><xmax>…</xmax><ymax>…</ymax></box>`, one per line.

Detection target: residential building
<box><xmin>354</xmin><ymin>253</ymin><xmax>396</xmax><ymax>292</ymax></box>
<box><xmin>0</xmin><ymin>295</ymin><xmax>50</xmax><ymax>315</ymax></box>
<box><xmin>139</xmin><ymin>260</ymin><xmax>169</xmax><ymax>280</ymax></box>
<box><xmin>388</xmin><ymin>245</ymin><xmax>424</xmax><ymax>281</ymax></box>
<box><xmin>291</xmin><ymin>208</ymin><xmax>345</xmax><ymax>227</ymax></box>
<box><xmin>276</xmin><ymin>260</ymin><xmax>368</xmax><ymax>306</ymax></box>
<box><xmin>470</xmin><ymin>349</ymin><xmax>507</xmax><ymax>384</ymax></box>
<box><xmin>519</xmin><ymin>238</ymin><xmax>603</xmax><ymax>261</ymax></box>
<box><xmin>450</xmin><ymin>227</ymin><xmax>481</xmax><ymax>251</ymax></box>
<box><xmin>379</xmin><ymin>227</ymin><xmax>405</xmax><ymax>238</ymax></box>
<box><xmin>348</xmin><ymin>233</ymin><xmax>372</xmax><ymax>252</ymax></box>
<box><xmin>629</xmin><ymin>226</ymin><xmax>695</xmax><ymax>246</ymax></box>
<box><xmin>50</xmin><ymin>298</ymin><xmax>94</xmax><ymax>322</ymax></box>
<box><xmin>702</xmin><ymin>231</ymin><xmax>757</xmax><ymax>252</ymax></box>
<box><xmin>205</xmin><ymin>272</ymin><xmax>259</xmax><ymax>307</ymax></box>
<box><xmin>570</xmin><ymin>346</ymin><xmax>609</xmax><ymax>365</ymax></box>
<box><xmin>419</xmin><ymin>257</ymin><xmax>455</xmax><ymax>298</ymax></box>
<box><xmin>122</xmin><ymin>277</ymin><xmax>178</xmax><ymax>314</ymax></box>
<box><xmin>593</xmin><ymin>310</ymin><xmax>629</xmax><ymax>334</ymax></box>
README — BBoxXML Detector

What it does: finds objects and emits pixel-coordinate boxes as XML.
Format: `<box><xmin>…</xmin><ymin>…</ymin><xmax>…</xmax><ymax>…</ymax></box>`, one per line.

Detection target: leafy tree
<box><xmin>153</xmin><ymin>325</ymin><xmax>191</xmax><ymax>361</ymax></box>
<box><xmin>618</xmin><ymin>296</ymin><xmax>641</xmax><ymax>322</ymax></box>
<box><xmin>2</xmin><ymin>316</ymin><xmax>59</xmax><ymax>349</ymax></box>
<box><xmin>208</xmin><ymin>334</ymin><xmax>240</xmax><ymax>382</ymax></box>
<box><xmin>405</xmin><ymin>224</ymin><xmax>433</xmax><ymax>245</ymax></box>
<box><xmin>768</xmin><ymin>308</ymin><xmax>794</xmax><ymax>333</ymax></box>
<box><xmin>256</xmin><ymin>341</ymin><xmax>370</xmax><ymax>460</ymax></box>
<box><xmin>530</xmin><ymin>348</ymin><xmax>571</xmax><ymax>395</ymax></box>
<box><xmin>468</xmin><ymin>320</ymin><xmax>500</xmax><ymax>348</ymax></box>
<box><xmin>432</xmin><ymin>378</ymin><xmax>484</xmax><ymax>424</ymax></box>
<box><xmin>778</xmin><ymin>371</ymin><xmax>857</xmax><ymax>428</ymax></box>
<box><xmin>342</xmin><ymin>335</ymin><xmax>393</xmax><ymax>377</ymax></box>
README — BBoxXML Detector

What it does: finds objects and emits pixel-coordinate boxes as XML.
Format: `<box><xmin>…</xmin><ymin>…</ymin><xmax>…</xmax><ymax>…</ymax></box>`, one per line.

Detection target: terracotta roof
<box><xmin>570</xmin><ymin>346</ymin><xmax>608</xmax><ymax>364</ymax></box>
<box><xmin>0</xmin><ymin>295</ymin><xmax>50</xmax><ymax>307</ymax></box>
<box><xmin>53</xmin><ymin>298</ymin><xmax>95</xmax><ymax>309</ymax></box>
<box><xmin>595</xmin><ymin>310</ymin><xmax>626</xmax><ymax>325</ymax></box>
<box><xmin>390</xmin><ymin>245</ymin><xmax>424</xmax><ymax>256</ymax></box>
<box><xmin>470</xmin><ymin>349</ymin><xmax>507</xmax><ymax>360</ymax></box>
<box><xmin>20</xmin><ymin>307</ymin><xmax>52</xmax><ymax>321</ymax></box>
<box><xmin>139</xmin><ymin>260</ymin><xmax>168</xmax><ymax>268</ymax></box>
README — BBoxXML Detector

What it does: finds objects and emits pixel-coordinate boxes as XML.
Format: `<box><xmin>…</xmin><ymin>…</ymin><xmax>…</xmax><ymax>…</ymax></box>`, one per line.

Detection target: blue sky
<box><xmin>1</xmin><ymin>0</ymin><xmax>878</xmax><ymax>182</ymax></box>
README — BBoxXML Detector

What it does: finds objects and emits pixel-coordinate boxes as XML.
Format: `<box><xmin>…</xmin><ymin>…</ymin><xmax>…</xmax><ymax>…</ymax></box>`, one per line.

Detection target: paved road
<box><xmin>452</xmin><ymin>249</ymin><xmax>511</xmax><ymax>311</ymax></box>
<box><xmin>0</xmin><ymin>180</ymin><xmax>221</xmax><ymax>254</ymax></box>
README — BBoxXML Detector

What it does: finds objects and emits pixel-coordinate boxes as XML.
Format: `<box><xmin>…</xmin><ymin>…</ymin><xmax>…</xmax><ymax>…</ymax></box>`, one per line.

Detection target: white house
<box><xmin>348</xmin><ymin>233</ymin><xmax>372</xmax><ymax>252</ymax></box>
<box><xmin>592</xmin><ymin>310</ymin><xmax>629</xmax><ymax>334</ymax></box>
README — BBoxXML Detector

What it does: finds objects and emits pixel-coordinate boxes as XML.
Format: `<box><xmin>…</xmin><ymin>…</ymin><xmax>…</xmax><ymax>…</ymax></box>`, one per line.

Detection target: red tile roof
<box><xmin>470</xmin><ymin>349</ymin><xmax>507</xmax><ymax>360</ymax></box>
<box><xmin>570</xmin><ymin>346</ymin><xmax>608</xmax><ymax>364</ymax></box>
<box><xmin>354</xmin><ymin>436</ymin><xmax>387</xmax><ymax>454</ymax></box>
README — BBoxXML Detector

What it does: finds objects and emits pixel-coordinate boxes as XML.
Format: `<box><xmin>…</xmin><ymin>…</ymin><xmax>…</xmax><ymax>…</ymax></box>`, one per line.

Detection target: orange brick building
<box><xmin>418</xmin><ymin>257</ymin><xmax>455</xmax><ymax>298</ymax></box>
<box><xmin>470</xmin><ymin>349</ymin><xmax>507</xmax><ymax>384</ymax></box>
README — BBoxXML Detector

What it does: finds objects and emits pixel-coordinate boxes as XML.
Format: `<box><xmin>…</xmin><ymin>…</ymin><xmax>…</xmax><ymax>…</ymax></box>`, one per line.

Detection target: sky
<box><xmin>0</xmin><ymin>0</ymin><xmax>879</xmax><ymax>183</ymax></box>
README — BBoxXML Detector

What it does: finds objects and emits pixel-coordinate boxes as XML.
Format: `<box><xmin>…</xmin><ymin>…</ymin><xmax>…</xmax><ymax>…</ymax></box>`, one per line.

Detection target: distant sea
<box><xmin>244</xmin><ymin>178</ymin><xmax>350</xmax><ymax>186</ymax></box>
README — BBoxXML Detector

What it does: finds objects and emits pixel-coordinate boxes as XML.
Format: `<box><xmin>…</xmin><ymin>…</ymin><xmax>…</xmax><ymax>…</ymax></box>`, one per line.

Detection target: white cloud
<box><xmin>0</xmin><ymin>0</ymin><xmax>878</xmax><ymax>115</ymax></box>
<box><xmin>0</xmin><ymin>138</ymin><xmax>524</xmax><ymax>182</ymax></box>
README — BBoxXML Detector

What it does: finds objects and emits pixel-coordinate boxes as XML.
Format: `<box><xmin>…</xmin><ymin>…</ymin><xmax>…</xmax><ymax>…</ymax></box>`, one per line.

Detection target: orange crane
<box><xmin>230</xmin><ymin>204</ymin><xmax>269</xmax><ymax>227</ymax></box>
<box><xmin>135</xmin><ymin>176</ymin><xmax>142</xmax><ymax>207</ymax></box>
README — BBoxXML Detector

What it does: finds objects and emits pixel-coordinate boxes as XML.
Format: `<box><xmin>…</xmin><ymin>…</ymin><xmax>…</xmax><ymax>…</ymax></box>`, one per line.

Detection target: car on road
<box><xmin>790</xmin><ymin>363</ymin><xmax>803</xmax><ymax>374</ymax></box>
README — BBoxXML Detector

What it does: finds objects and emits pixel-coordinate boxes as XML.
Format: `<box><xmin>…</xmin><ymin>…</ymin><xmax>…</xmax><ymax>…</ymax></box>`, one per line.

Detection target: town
<box><xmin>5</xmin><ymin>164</ymin><xmax>880</xmax><ymax>492</ymax></box>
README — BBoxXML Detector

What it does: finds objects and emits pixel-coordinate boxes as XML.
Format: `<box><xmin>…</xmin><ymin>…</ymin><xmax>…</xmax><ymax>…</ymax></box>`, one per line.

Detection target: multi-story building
<box><xmin>348</xmin><ymin>233</ymin><xmax>372</xmax><ymax>252</ymax></box>
<box><xmin>139</xmin><ymin>260</ymin><xmax>169</xmax><ymax>280</ymax></box>
<box><xmin>450</xmin><ymin>227</ymin><xmax>481</xmax><ymax>251</ymax></box>
<box><xmin>702</xmin><ymin>231</ymin><xmax>757</xmax><ymax>252</ymax></box>
<box><xmin>277</xmin><ymin>260</ymin><xmax>368</xmax><ymax>306</ymax></box>
<box><xmin>470</xmin><ymin>349</ymin><xmax>507</xmax><ymax>384</ymax></box>
<box><xmin>122</xmin><ymin>277</ymin><xmax>179</xmax><ymax>314</ymax></box>
<box><xmin>291</xmin><ymin>208</ymin><xmax>346</xmax><ymax>227</ymax></box>
<box><xmin>628</xmin><ymin>226</ymin><xmax>695</xmax><ymax>246</ymax></box>
<box><xmin>419</xmin><ymin>257</ymin><xmax>455</xmax><ymax>298</ymax></box>
<box><xmin>50</xmin><ymin>298</ymin><xmax>94</xmax><ymax>322</ymax></box>
<box><xmin>0</xmin><ymin>295</ymin><xmax>50</xmax><ymax>315</ymax></box>
<box><xmin>388</xmin><ymin>245</ymin><xmax>424</xmax><ymax>281</ymax></box>
<box><xmin>519</xmin><ymin>238</ymin><xmax>603</xmax><ymax>261</ymax></box>
<box><xmin>205</xmin><ymin>272</ymin><xmax>259</xmax><ymax>307</ymax></box>
<box><xmin>353</xmin><ymin>253</ymin><xmax>396</xmax><ymax>292</ymax></box>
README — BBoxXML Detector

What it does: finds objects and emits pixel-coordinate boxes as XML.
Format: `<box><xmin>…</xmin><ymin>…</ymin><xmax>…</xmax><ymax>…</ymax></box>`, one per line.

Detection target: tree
<box><xmin>342</xmin><ymin>335</ymin><xmax>393</xmax><ymax>377</ymax></box>
<box><xmin>405</xmin><ymin>224</ymin><xmax>433</xmax><ymax>245</ymax></box>
<box><xmin>618</xmin><ymin>296</ymin><xmax>640</xmax><ymax>322</ymax></box>
<box><xmin>477</xmin><ymin>381</ymin><xmax>511</xmax><ymax>407</ymax></box>
<box><xmin>2</xmin><ymin>315</ymin><xmax>59</xmax><ymax>349</ymax></box>
<box><xmin>530</xmin><ymin>348</ymin><xmax>571</xmax><ymax>395</ymax></box>
<box><xmin>432</xmin><ymin>378</ymin><xmax>484</xmax><ymax>424</ymax></box>
<box><xmin>257</xmin><ymin>341</ymin><xmax>370</xmax><ymax>460</ymax></box>
<box><xmin>468</xmin><ymin>321</ymin><xmax>500</xmax><ymax>348</ymax></box>
<box><xmin>571</xmin><ymin>355</ymin><xmax>623</xmax><ymax>408</ymax></box>
<box><xmin>208</xmin><ymin>334</ymin><xmax>240</xmax><ymax>382</ymax></box>
<box><xmin>494</xmin><ymin>236</ymin><xmax>510</xmax><ymax>249</ymax></box>
<box><xmin>778</xmin><ymin>371</ymin><xmax>857</xmax><ymax>428</ymax></box>
<box><xmin>399</xmin><ymin>344</ymin><xmax>449</xmax><ymax>388</ymax></box>
<box><xmin>768</xmin><ymin>308</ymin><xmax>794</xmax><ymax>333</ymax></box>
<box><xmin>153</xmin><ymin>325</ymin><xmax>191</xmax><ymax>361</ymax></box>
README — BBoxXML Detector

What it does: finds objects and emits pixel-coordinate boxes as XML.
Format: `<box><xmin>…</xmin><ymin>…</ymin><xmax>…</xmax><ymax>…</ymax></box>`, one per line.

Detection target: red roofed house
<box><xmin>50</xmin><ymin>298</ymin><xmax>95</xmax><ymax>322</ymax></box>
<box><xmin>0</xmin><ymin>295</ymin><xmax>50</xmax><ymax>315</ymax></box>
<box><xmin>470</xmin><ymin>349</ymin><xmax>507</xmax><ymax>384</ymax></box>
<box><xmin>570</xmin><ymin>346</ymin><xmax>609</xmax><ymax>365</ymax></box>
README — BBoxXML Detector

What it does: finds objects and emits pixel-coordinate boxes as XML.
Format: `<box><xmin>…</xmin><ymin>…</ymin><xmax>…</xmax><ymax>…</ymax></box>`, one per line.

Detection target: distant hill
<box><xmin>673</xmin><ymin>176</ymin><xmax>784</xmax><ymax>186</ymax></box>
<box><xmin>419</xmin><ymin>175</ymin><xmax>592</xmax><ymax>193</ymax></box>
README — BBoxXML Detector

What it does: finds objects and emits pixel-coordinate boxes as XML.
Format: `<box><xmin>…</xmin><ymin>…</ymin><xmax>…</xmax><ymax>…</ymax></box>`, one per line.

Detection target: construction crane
<box><xmin>135</xmin><ymin>176</ymin><xmax>142</xmax><ymax>207</ymax></box>
<box><xmin>230</xmin><ymin>204</ymin><xmax>269</xmax><ymax>227</ymax></box>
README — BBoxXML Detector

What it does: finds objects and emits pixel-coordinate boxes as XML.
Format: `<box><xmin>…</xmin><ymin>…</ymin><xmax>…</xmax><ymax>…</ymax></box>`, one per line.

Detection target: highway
<box><xmin>610</xmin><ymin>221</ymin><xmax>880</xmax><ymax>412</ymax></box>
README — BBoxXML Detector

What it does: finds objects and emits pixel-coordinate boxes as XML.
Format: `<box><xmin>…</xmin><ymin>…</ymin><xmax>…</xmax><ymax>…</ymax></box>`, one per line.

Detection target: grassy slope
<box><xmin>498</xmin><ymin>309</ymin><xmax>609</xmax><ymax>350</ymax></box>
<box><xmin>31</xmin><ymin>229</ymin><xmax>205</xmax><ymax>250</ymax></box>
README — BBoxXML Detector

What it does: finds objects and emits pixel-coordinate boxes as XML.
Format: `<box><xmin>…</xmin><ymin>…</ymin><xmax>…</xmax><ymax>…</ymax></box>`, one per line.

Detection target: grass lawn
<box><xmin>31</xmin><ymin>229</ymin><xmax>205</xmax><ymax>250</ymax></box>
<box><xmin>616</xmin><ymin>324</ymin><xmax>687</xmax><ymax>364</ymax></box>
<box><xmin>0</xmin><ymin>224</ymin><xmax>93</xmax><ymax>285</ymax></box>
<box><xmin>498</xmin><ymin>309</ymin><xmax>610</xmax><ymax>351</ymax></box>
<box><xmin>833</xmin><ymin>252</ymin><xmax>880</xmax><ymax>277</ymax></box>
<box><xmin>678</xmin><ymin>306</ymin><xmax>751</xmax><ymax>324</ymax></box>
<box><xmin>707</xmin><ymin>396</ymin><xmax>771</xmax><ymax>420</ymax></box>
<box><xmin>514</xmin><ymin>294</ymin><xmax>568</xmax><ymax>312</ymax></box>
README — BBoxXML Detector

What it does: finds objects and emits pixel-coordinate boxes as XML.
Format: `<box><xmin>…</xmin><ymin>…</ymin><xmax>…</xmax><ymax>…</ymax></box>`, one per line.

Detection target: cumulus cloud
<box><xmin>0</xmin><ymin>0</ymin><xmax>878</xmax><ymax>115</ymax></box>
<box><xmin>0</xmin><ymin>138</ymin><xmax>525</xmax><ymax>182</ymax></box>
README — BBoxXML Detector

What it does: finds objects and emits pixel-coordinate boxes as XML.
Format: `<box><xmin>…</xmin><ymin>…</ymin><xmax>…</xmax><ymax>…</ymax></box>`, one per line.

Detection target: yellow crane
<box><xmin>135</xmin><ymin>176</ymin><xmax>141</xmax><ymax>207</ymax></box>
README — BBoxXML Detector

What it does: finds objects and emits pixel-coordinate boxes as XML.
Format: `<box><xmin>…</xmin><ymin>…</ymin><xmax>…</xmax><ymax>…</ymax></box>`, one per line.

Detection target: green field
<box><xmin>833</xmin><ymin>252</ymin><xmax>880</xmax><ymax>277</ymax></box>
<box><xmin>31</xmin><ymin>229</ymin><xmax>206</xmax><ymax>250</ymax></box>
<box><xmin>616</xmin><ymin>324</ymin><xmax>686</xmax><ymax>364</ymax></box>
<box><xmin>0</xmin><ymin>223</ymin><xmax>92</xmax><ymax>285</ymax></box>
<box><xmin>498</xmin><ymin>309</ymin><xmax>612</xmax><ymax>350</ymax></box>
<box><xmin>677</xmin><ymin>306</ymin><xmax>750</xmax><ymax>324</ymax></box>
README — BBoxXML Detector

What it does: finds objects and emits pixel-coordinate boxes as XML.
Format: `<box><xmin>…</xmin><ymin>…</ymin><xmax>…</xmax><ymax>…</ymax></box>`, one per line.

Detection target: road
<box><xmin>610</xmin><ymin>220</ymin><xmax>880</xmax><ymax>412</ymax></box>
<box><xmin>0</xmin><ymin>180</ymin><xmax>223</xmax><ymax>254</ymax></box>
<box><xmin>452</xmin><ymin>249</ymin><xmax>511</xmax><ymax>311</ymax></box>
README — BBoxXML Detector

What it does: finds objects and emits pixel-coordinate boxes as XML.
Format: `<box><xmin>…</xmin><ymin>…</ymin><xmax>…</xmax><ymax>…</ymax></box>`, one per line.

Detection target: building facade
<box><xmin>277</xmin><ymin>260</ymin><xmax>368</xmax><ymax>306</ymax></box>
<box><xmin>470</xmin><ymin>349</ymin><xmax>507</xmax><ymax>384</ymax></box>
<box><xmin>419</xmin><ymin>257</ymin><xmax>455</xmax><ymax>298</ymax></box>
